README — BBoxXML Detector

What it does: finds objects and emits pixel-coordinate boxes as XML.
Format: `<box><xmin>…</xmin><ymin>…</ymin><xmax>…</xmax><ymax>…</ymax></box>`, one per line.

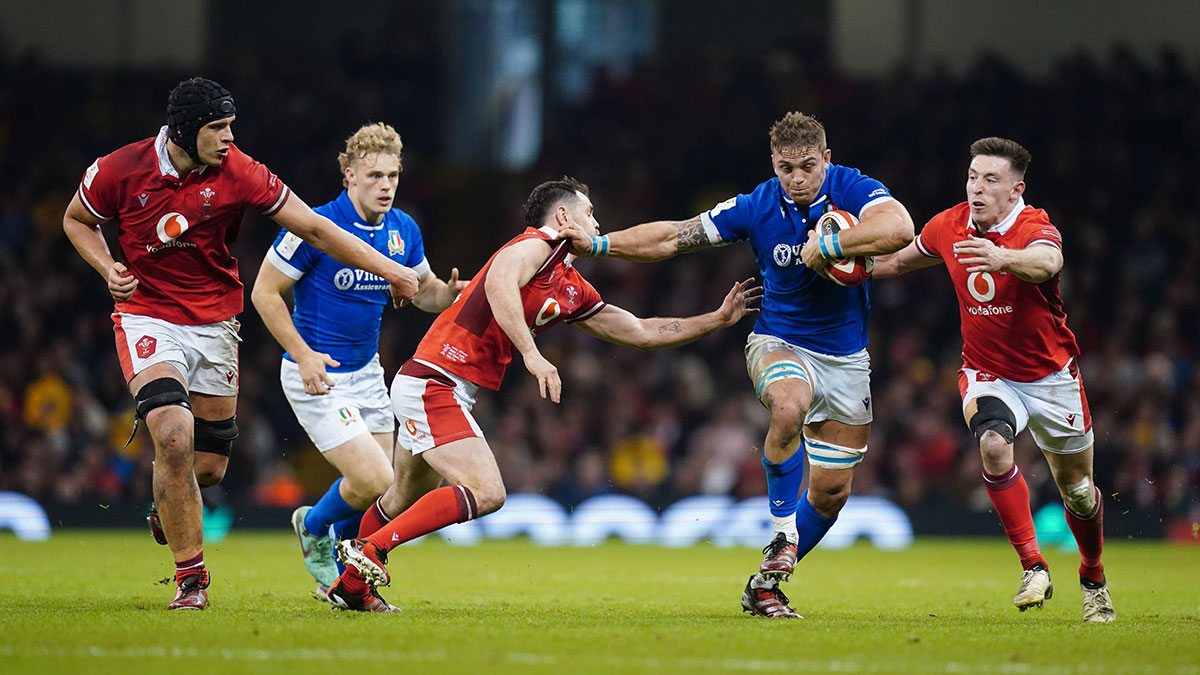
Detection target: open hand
<box><xmin>297</xmin><ymin>350</ymin><xmax>340</xmax><ymax>395</ymax></box>
<box><xmin>524</xmin><ymin>352</ymin><xmax>562</xmax><ymax>403</ymax></box>
<box><xmin>716</xmin><ymin>277</ymin><xmax>763</xmax><ymax>326</ymax></box>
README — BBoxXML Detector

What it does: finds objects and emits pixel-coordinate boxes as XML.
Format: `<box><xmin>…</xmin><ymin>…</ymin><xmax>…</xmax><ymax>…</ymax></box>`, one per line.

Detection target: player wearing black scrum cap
<box><xmin>63</xmin><ymin>77</ymin><xmax>421</xmax><ymax>610</ymax></box>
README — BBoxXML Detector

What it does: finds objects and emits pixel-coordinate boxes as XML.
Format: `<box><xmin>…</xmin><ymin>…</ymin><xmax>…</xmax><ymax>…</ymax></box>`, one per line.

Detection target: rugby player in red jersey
<box><xmin>875</xmin><ymin>137</ymin><xmax>1115</xmax><ymax>623</ymax></box>
<box><xmin>326</xmin><ymin>177</ymin><xmax>761</xmax><ymax>611</ymax></box>
<box><xmin>62</xmin><ymin>78</ymin><xmax>420</xmax><ymax>610</ymax></box>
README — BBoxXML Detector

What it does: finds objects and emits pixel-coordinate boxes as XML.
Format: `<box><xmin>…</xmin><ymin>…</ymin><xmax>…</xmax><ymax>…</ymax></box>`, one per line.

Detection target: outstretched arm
<box><xmin>559</xmin><ymin>214</ymin><xmax>715</xmax><ymax>262</ymax></box>
<box><xmin>271</xmin><ymin>195</ymin><xmax>420</xmax><ymax>305</ymax></box>
<box><xmin>873</xmin><ymin>240</ymin><xmax>943</xmax><ymax>279</ymax></box>
<box><xmin>952</xmin><ymin>236</ymin><xmax>1062</xmax><ymax>283</ymax></box>
<box><xmin>250</xmin><ymin>258</ymin><xmax>340</xmax><ymax>395</ymax></box>
<box><xmin>412</xmin><ymin>267</ymin><xmax>469</xmax><ymax>313</ymax></box>
<box><xmin>576</xmin><ymin>278</ymin><xmax>761</xmax><ymax>349</ymax></box>
<box><xmin>483</xmin><ymin>238</ymin><xmax>562</xmax><ymax>402</ymax></box>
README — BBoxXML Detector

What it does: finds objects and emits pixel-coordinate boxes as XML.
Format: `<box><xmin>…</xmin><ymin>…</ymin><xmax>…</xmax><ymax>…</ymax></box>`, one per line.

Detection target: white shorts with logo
<box><xmin>112</xmin><ymin>312</ymin><xmax>240</xmax><ymax>395</ymax></box>
<box><xmin>391</xmin><ymin>359</ymin><xmax>483</xmax><ymax>455</ymax></box>
<box><xmin>281</xmin><ymin>354</ymin><xmax>395</xmax><ymax>453</ymax></box>
<box><xmin>744</xmin><ymin>332</ymin><xmax>873</xmax><ymax>426</ymax></box>
<box><xmin>958</xmin><ymin>361</ymin><xmax>1094</xmax><ymax>454</ymax></box>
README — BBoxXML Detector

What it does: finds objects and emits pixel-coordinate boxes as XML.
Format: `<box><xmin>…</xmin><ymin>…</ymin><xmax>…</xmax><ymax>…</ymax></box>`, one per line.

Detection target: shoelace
<box><xmin>762</xmin><ymin>533</ymin><xmax>789</xmax><ymax>557</ymax></box>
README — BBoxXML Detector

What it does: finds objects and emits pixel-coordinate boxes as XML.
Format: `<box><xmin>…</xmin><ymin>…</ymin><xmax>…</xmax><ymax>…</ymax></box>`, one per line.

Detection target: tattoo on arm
<box><xmin>657</xmin><ymin>321</ymin><xmax>682</xmax><ymax>334</ymax></box>
<box><xmin>675</xmin><ymin>217</ymin><xmax>709</xmax><ymax>253</ymax></box>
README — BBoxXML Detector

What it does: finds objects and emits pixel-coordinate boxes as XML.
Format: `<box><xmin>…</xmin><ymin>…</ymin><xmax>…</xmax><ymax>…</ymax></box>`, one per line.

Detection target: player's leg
<box><xmin>366</xmin><ymin>439</ymin><xmax>444</xmax><ymax>539</ymax></box>
<box><xmin>1024</xmin><ymin>364</ymin><xmax>1114</xmax><ymax>622</ymax></box>
<box><xmin>334</xmin><ymin>435</ymin><xmax>500</xmax><ymax>605</ymax></box>
<box><xmin>960</xmin><ymin>370</ymin><xmax>1051</xmax><ymax>609</ymax></box>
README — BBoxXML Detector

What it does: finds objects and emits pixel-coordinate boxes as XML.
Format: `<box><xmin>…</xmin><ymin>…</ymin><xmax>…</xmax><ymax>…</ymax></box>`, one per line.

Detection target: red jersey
<box><xmin>915</xmin><ymin>199</ymin><xmax>1079</xmax><ymax>382</ymax></box>
<box><xmin>413</xmin><ymin>227</ymin><xmax>606</xmax><ymax>390</ymax></box>
<box><xmin>77</xmin><ymin>127</ymin><xmax>289</xmax><ymax>325</ymax></box>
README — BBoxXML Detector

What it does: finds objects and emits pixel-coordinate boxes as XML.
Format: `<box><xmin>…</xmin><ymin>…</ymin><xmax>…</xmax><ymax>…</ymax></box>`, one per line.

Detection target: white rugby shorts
<box><xmin>959</xmin><ymin>360</ymin><xmax>1094</xmax><ymax>454</ymax></box>
<box><xmin>281</xmin><ymin>354</ymin><xmax>394</xmax><ymax>452</ymax></box>
<box><xmin>745</xmin><ymin>332</ymin><xmax>873</xmax><ymax>426</ymax></box>
<box><xmin>391</xmin><ymin>359</ymin><xmax>483</xmax><ymax>455</ymax></box>
<box><xmin>112</xmin><ymin>312</ymin><xmax>240</xmax><ymax>395</ymax></box>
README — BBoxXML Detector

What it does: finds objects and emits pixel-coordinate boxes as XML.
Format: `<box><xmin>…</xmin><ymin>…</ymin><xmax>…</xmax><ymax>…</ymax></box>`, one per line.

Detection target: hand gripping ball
<box><xmin>815</xmin><ymin>209</ymin><xmax>873</xmax><ymax>287</ymax></box>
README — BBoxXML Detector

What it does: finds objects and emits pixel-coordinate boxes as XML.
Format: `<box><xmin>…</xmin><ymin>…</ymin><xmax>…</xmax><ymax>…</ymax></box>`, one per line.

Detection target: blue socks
<box><xmin>795</xmin><ymin>489</ymin><xmax>836</xmax><ymax>560</ymax></box>
<box><xmin>762</xmin><ymin>446</ymin><xmax>807</xmax><ymax>517</ymax></box>
<box><xmin>330</xmin><ymin>514</ymin><xmax>360</xmax><ymax>575</ymax></box>
<box><xmin>303</xmin><ymin>478</ymin><xmax>360</xmax><ymax>536</ymax></box>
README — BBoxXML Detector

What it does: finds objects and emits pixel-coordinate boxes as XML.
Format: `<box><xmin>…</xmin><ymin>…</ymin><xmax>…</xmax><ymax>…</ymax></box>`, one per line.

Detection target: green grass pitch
<box><xmin>1</xmin><ymin>532</ymin><xmax>1198</xmax><ymax>674</ymax></box>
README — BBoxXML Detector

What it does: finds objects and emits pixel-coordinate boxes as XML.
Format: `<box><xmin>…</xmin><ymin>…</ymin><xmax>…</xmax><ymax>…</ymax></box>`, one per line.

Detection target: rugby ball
<box><xmin>814</xmin><ymin>209</ymin><xmax>873</xmax><ymax>287</ymax></box>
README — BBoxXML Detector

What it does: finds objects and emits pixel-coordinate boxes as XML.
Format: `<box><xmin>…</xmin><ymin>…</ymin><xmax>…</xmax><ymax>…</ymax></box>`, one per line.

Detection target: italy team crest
<box><xmin>388</xmin><ymin>231</ymin><xmax>405</xmax><ymax>256</ymax></box>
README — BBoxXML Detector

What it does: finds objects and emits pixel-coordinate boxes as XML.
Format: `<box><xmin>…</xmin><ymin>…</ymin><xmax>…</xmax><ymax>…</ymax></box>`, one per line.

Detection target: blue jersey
<box><xmin>266</xmin><ymin>190</ymin><xmax>430</xmax><ymax>371</ymax></box>
<box><xmin>700</xmin><ymin>164</ymin><xmax>893</xmax><ymax>355</ymax></box>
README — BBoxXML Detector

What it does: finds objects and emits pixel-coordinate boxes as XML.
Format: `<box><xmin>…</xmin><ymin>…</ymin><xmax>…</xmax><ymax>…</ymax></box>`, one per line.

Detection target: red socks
<box><xmin>174</xmin><ymin>551</ymin><xmax>204</xmax><ymax>584</ymax></box>
<box><xmin>983</xmin><ymin>465</ymin><xmax>1046</xmax><ymax>570</ymax></box>
<box><xmin>365</xmin><ymin>486</ymin><xmax>477</xmax><ymax>554</ymax></box>
<box><xmin>357</xmin><ymin>498</ymin><xmax>392</xmax><ymax>539</ymax></box>
<box><xmin>1064</xmin><ymin>486</ymin><xmax>1106</xmax><ymax>584</ymax></box>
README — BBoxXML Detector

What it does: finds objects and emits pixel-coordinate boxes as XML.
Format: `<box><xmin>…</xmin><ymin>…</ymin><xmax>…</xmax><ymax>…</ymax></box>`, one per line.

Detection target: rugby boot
<box><xmin>327</xmin><ymin>579</ymin><xmax>401</xmax><ymax>613</ymax></box>
<box><xmin>758</xmin><ymin>532</ymin><xmax>799</xmax><ymax>581</ymax></box>
<box><xmin>337</xmin><ymin>538</ymin><xmax>390</xmax><ymax>586</ymax></box>
<box><xmin>147</xmin><ymin>504</ymin><xmax>168</xmax><ymax>545</ymax></box>
<box><xmin>167</xmin><ymin>570</ymin><xmax>210</xmax><ymax>610</ymax></box>
<box><xmin>1080</xmin><ymin>578</ymin><xmax>1116</xmax><ymax>623</ymax></box>
<box><xmin>291</xmin><ymin>505</ymin><xmax>338</xmax><ymax>587</ymax></box>
<box><xmin>1014</xmin><ymin>562</ymin><xmax>1053</xmax><ymax>610</ymax></box>
<box><xmin>741</xmin><ymin>574</ymin><xmax>801</xmax><ymax>619</ymax></box>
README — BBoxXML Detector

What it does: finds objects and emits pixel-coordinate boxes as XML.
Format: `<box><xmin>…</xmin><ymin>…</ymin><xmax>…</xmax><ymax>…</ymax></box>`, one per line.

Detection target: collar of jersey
<box><xmin>333</xmin><ymin>190</ymin><xmax>386</xmax><ymax>231</ymax></box>
<box><xmin>537</xmin><ymin>225</ymin><xmax>576</xmax><ymax>266</ymax></box>
<box><xmin>970</xmin><ymin>196</ymin><xmax>1025</xmax><ymax>236</ymax></box>
<box><xmin>155</xmin><ymin>126</ymin><xmax>207</xmax><ymax>179</ymax></box>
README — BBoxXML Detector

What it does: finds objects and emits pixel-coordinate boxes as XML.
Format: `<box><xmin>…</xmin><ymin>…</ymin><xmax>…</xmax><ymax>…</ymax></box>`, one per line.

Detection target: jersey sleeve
<box><xmin>402</xmin><ymin>216</ymin><xmax>431</xmax><ymax>277</ymax></box>
<box><xmin>564</xmin><ymin>275</ymin><xmax>607</xmax><ymax>323</ymax></box>
<box><xmin>699</xmin><ymin>194</ymin><xmax>753</xmax><ymax>245</ymax></box>
<box><xmin>229</xmin><ymin>146</ymin><xmax>290</xmax><ymax>216</ymax></box>
<box><xmin>77</xmin><ymin>156</ymin><xmax>119</xmax><ymax>220</ymax></box>
<box><xmin>914</xmin><ymin>217</ymin><xmax>943</xmax><ymax>259</ymax></box>
<box><xmin>830</xmin><ymin>166</ymin><xmax>894</xmax><ymax>219</ymax></box>
<box><xmin>1017</xmin><ymin>211</ymin><xmax>1063</xmax><ymax>250</ymax></box>
<box><xmin>265</xmin><ymin>229</ymin><xmax>317</xmax><ymax>280</ymax></box>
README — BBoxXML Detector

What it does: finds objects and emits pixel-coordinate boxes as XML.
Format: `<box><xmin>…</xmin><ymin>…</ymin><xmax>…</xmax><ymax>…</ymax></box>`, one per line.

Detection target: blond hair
<box><xmin>337</xmin><ymin>122</ymin><xmax>403</xmax><ymax>187</ymax></box>
<box><xmin>769</xmin><ymin>112</ymin><xmax>826</xmax><ymax>154</ymax></box>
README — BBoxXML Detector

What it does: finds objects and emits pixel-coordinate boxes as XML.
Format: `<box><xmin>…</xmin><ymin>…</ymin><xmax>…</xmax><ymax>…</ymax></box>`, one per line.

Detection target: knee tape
<box><xmin>135</xmin><ymin>378</ymin><xmax>191</xmax><ymax>420</ymax></box>
<box><xmin>1065</xmin><ymin>476</ymin><xmax>1097</xmax><ymax>516</ymax></box>
<box><xmin>803</xmin><ymin>435</ymin><xmax>866</xmax><ymax>470</ymax></box>
<box><xmin>126</xmin><ymin>378</ymin><xmax>191</xmax><ymax>447</ymax></box>
<box><xmin>195</xmin><ymin>416</ymin><xmax>238</xmax><ymax>457</ymax></box>
<box><xmin>969</xmin><ymin>396</ymin><xmax>1016</xmax><ymax>444</ymax></box>
<box><xmin>755</xmin><ymin>362</ymin><xmax>810</xmax><ymax>402</ymax></box>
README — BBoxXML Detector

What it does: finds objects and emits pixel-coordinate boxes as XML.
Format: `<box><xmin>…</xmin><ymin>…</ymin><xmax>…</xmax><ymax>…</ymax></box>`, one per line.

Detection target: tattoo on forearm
<box><xmin>675</xmin><ymin>217</ymin><xmax>708</xmax><ymax>253</ymax></box>
<box><xmin>658</xmin><ymin>321</ymin><xmax>683</xmax><ymax>334</ymax></box>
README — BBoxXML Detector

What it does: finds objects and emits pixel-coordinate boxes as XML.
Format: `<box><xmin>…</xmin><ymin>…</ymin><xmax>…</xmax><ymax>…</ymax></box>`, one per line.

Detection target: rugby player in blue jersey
<box><xmin>252</xmin><ymin>123</ymin><xmax>467</xmax><ymax>603</ymax></box>
<box><xmin>560</xmin><ymin>112</ymin><xmax>913</xmax><ymax>618</ymax></box>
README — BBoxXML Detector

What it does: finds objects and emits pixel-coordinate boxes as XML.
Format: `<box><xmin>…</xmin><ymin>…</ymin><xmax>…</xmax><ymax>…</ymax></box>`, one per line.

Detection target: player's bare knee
<box><xmin>977</xmin><ymin>430</ymin><xmax>1013</xmax><ymax>466</ymax></box>
<box><xmin>767</xmin><ymin>404</ymin><xmax>805</xmax><ymax>448</ymax></box>
<box><xmin>810</xmin><ymin>482</ymin><xmax>850</xmax><ymax>515</ymax></box>
<box><xmin>194</xmin><ymin>466</ymin><xmax>226</xmax><ymax>487</ymax></box>
<box><xmin>472</xmin><ymin>481</ymin><xmax>506</xmax><ymax>517</ymax></box>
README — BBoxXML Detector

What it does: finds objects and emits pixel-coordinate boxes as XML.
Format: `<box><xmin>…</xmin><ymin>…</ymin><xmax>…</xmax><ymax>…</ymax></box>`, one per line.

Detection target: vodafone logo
<box><xmin>155</xmin><ymin>212</ymin><xmax>190</xmax><ymax>243</ymax></box>
<box><xmin>966</xmin><ymin>272</ymin><xmax>996</xmax><ymax>303</ymax></box>
<box><xmin>534</xmin><ymin>298</ymin><xmax>561</xmax><ymax>327</ymax></box>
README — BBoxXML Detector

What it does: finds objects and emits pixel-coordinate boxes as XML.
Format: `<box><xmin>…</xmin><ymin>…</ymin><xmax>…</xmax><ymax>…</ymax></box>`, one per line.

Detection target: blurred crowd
<box><xmin>1</xmin><ymin>36</ymin><xmax>1197</xmax><ymax>537</ymax></box>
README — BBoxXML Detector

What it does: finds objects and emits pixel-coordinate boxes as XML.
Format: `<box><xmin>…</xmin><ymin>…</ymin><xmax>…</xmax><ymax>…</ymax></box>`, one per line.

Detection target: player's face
<box><xmin>564</xmin><ymin>191</ymin><xmax>600</xmax><ymax>236</ymax></box>
<box><xmin>346</xmin><ymin>152</ymin><xmax>401</xmax><ymax>224</ymax></box>
<box><xmin>196</xmin><ymin>116</ymin><xmax>235</xmax><ymax>167</ymax></box>
<box><xmin>966</xmin><ymin>155</ymin><xmax>1024</xmax><ymax>230</ymax></box>
<box><xmin>772</xmin><ymin>146</ymin><xmax>830</xmax><ymax>207</ymax></box>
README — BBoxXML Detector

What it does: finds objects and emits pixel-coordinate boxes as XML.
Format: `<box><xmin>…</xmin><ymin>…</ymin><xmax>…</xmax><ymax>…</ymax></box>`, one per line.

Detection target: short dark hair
<box><xmin>522</xmin><ymin>176</ymin><xmax>589</xmax><ymax>229</ymax></box>
<box><xmin>969</xmin><ymin>137</ymin><xmax>1032</xmax><ymax>178</ymax></box>
<box><xmin>769</xmin><ymin>112</ymin><xmax>827</xmax><ymax>153</ymax></box>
